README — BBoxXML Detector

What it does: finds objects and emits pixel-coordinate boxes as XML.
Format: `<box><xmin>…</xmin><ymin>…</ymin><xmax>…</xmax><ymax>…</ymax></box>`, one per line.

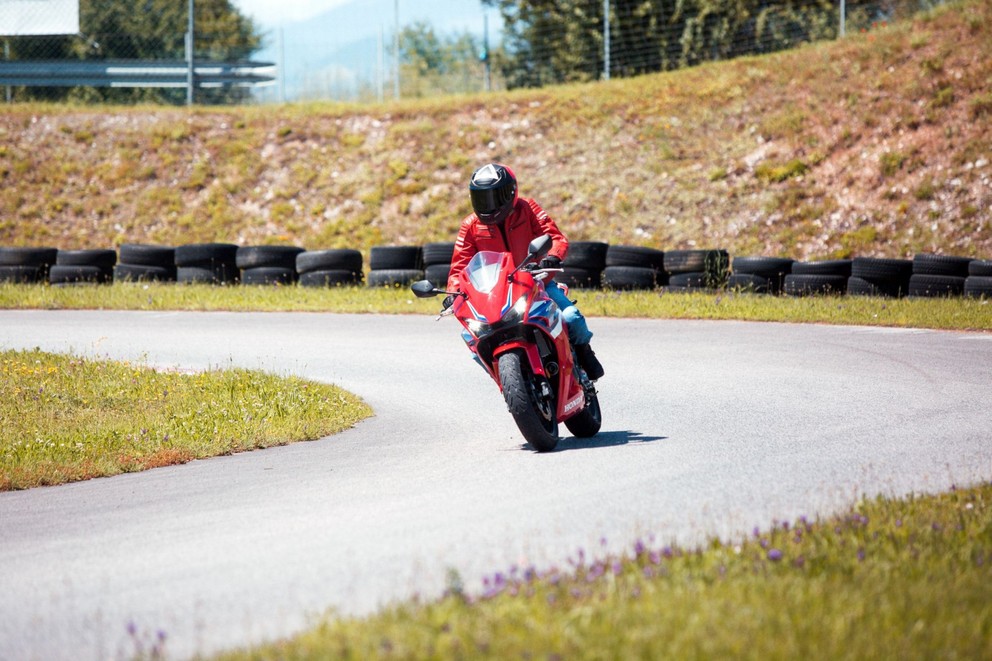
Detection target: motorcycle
<box><xmin>411</xmin><ymin>235</ymin><xmax>601</xmax><ymax>452</ymax></box>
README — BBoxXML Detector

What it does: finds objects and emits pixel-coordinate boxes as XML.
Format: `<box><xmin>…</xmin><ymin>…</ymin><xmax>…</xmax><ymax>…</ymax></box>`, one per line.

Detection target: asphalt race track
<box><xmin>1</xmin><ymin>310</ymin><xmax>990</xmax><ymax>660</ymax></box>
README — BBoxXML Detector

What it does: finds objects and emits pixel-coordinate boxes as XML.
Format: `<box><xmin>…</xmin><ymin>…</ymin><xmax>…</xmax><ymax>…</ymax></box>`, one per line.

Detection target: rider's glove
<box><xmin>539</xmin><ymin>255</ymin><xmax>562</xmax><ymax>270</ymax></box>
<box><xmin>442</xmin><ymin>294</ymin><xmax>455</xmax><ymax>310</ymax></box>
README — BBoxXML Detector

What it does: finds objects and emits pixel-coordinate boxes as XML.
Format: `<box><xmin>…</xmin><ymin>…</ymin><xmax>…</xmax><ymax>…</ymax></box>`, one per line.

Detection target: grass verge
<box><xmin>1</xmin><ymin>283</ymin><xmax>990</xmax><ymax>332</ymax></box>
<box><xmin>218</xmin><ymin>483</ymin><xmax>992</xmax><ymax>660</ymax></box>
<box><xmin>0</xmin><ymin>349</ymin><xmax>372</xmax><ymax>490</ymax></box>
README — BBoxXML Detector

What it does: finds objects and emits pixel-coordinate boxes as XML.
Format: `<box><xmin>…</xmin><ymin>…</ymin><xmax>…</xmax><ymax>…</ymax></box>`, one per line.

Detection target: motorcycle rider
<box><xmin>445</xmin><ymin>163</ymin><xmax>605</xmax><ymax>381</ymax></box>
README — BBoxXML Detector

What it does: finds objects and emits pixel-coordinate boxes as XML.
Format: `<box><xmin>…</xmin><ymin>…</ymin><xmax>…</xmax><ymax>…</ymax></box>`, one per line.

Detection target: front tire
<box><xmin>564</xmin><ymin>388</ymin><xmax>602</xmax><ymax>438</ymax></box>
<box><xmin>498</xmin><ymin>351</ymin><xmax>559</xmax><ymax>452</ymax></box>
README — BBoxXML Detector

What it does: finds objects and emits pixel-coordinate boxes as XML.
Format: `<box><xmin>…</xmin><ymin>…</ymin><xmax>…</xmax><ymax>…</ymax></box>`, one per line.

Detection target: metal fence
<box><xmin>1</xmin><ymin>0</ymin><xmax>946</xmax><ymax>105</ymax></box>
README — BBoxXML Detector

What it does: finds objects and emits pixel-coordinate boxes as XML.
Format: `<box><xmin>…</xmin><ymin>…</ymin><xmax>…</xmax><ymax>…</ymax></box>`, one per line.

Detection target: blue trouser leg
<box><xmin>545</xmin><ymin>280</ymin><xmax>593</xmax><ymax>346</ymax></box>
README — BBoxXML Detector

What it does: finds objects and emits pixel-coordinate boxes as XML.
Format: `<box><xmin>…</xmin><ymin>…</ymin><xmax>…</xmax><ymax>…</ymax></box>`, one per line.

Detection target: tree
<box><xmin>398</xmin><ymin>22</ymin><xmax>496</xmax><ymax>97</ymax></box>
<box><xmin>6</xmin><ymin>0</ymin><xmax>261</xmax><ymax>104</ymax></box>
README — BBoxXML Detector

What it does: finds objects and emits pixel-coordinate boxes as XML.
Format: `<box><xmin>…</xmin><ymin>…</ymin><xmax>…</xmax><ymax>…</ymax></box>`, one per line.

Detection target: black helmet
<box><xmin>469</xmin><ymin>163</ymin><xmax>517</xmax><ymax>225</ymax></box>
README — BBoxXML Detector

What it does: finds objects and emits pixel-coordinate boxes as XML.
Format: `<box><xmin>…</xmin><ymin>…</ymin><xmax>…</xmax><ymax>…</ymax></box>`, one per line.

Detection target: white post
<box><xmin>603</xmin><ymin>0</ymin><xmax>610</xmax><ymax>80</ymax></box>
<box><xmin>483</xmin><ymin>13</ymin><xmax>491</xmax><ymax>92</ymax></box>
<box><xmin>393</xmin><ymin>0</ymin><xmax>400</xmax><ymax>99</ymax></box>
<box><xmin>186</xmin><ymin>0</ymin><xmax>194</xmax><ymax>105</ymax></box>
<box><xmin>278</xmin><ymin>27</ymin><xmax>286</xmax><ymax>103</ymax></box>
<box><xmin>840</xmin><ymin>0</ymin><xmax>846</xmax><ymax>37</ymax></box>
<box><xmin>378</xmin><ymin>25</ymin><xmax>384</xmax><ymax>103</ymax></box>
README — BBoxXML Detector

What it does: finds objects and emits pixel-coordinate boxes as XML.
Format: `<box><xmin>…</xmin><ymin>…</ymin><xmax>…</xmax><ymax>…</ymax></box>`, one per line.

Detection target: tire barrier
<box><xmin>175</xmin><ymin>243</ymin><xmax>240</xmax><ymax>285</ymax></box>
<box><xmin>114</xmin><ymin>243</ymin><xmax>177</xmax><ymax>283</ymax></box>
<box><xmin>2</xmin><ymin>242</ymin><xmax>989</xmax><ymax>300</ymax></box>
<box><xmin>296</xmin><ymin>249</ymin><xmax>364</xmax><ymax>288</ymax></box>
<box><xmin>367</xmin><ymin>246</ymin><xmax>423</xmax><ymax>288</ymax></box>
<box><xmin>51</xmin><ymin>249</ymin><xmax>116</xmax><ymax>285</ymax></box>
<box><xmin>236</xmin><ymin>246</ymin><xmax>305</xmax><ymax>286</ymax></box>
<box><xmin>421</xmin><ymin>242</ymin><xmax>455</xmax><ymax>288</ymax></box>
<box><xmin>0</xmin><ymin>247</ymin><xmax>58</xmax><ymax>283</ymax></box>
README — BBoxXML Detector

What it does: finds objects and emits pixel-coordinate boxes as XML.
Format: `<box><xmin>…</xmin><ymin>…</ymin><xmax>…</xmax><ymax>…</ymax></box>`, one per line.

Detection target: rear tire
<box><xmin>564</xmin><ymin>388</ymin><xmax>602</xmax><ymax>438</ymax></box>
<box><xmin>498</xmin><ymin>351</ymin><xmax>559</xmax><ymax>452</ymax></box>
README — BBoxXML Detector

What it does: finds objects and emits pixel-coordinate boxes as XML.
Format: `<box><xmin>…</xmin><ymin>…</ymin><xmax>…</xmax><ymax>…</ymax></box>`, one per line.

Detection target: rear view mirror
<box><xmin>411</xmin><ymin>280</ymin><xmax>440</xmax><ymax>298</ymax></box>
<box><xmin>528</xmin><ymin>235</ymin><xmax>552</xmax><ymax>260</ymax></box>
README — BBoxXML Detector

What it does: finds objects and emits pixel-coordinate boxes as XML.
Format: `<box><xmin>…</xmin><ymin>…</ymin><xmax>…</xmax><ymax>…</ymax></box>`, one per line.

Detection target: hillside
<box><xmin>1</xmin><ymin>0</ymin><xmax>989</xmax><ymax>260</ymax></box>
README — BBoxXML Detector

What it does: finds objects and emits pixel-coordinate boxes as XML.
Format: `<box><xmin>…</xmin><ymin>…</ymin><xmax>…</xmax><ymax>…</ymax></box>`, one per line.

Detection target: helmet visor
<box><xmin>470</xmin><ymin>187</ymin><xmax>503</xmax><ymax>216</ymax></box>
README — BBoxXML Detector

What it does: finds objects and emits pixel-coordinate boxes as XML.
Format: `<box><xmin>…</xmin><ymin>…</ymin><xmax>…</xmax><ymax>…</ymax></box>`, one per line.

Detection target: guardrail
<box><xmin>0</xmin><ymin>60</ymin><xmax>276</xmax><ymax>88</ymax></box>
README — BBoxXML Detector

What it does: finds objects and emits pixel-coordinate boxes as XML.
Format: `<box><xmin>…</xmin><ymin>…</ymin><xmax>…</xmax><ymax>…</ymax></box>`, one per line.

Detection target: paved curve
<box><xmin>0</xmin><ymin>311</ymin><xmax>989</xmax><ymax>660</ymax></box>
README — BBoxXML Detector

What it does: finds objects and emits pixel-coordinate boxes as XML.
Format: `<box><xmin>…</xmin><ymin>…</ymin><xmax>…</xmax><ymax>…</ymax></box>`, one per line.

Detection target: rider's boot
<box><xmin>574</xmin><ymin>343</ymin><xmax>604</xmax><ymax>381</ymax></box>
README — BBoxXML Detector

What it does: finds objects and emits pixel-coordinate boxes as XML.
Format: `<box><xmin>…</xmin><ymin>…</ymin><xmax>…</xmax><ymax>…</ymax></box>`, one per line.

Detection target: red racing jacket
<box><xmin>447</xmin><ymin>197</ymin><xmax>569</xmax><ymax>293</ymax></box>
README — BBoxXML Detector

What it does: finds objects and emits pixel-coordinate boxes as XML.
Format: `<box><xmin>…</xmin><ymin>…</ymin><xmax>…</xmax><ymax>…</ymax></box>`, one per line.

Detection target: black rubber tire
<box><xmin>667</xmin><ymin>271</ymin><xmax>709</xmax><ymax>291</ymax></box>
<box><xmin>296</xmin><ymin>249</ymin><xmax>363</xmax><ymax>275</ymax></box>
<box><xmin>118</xmin><ymin>244</ymin><xmax>175</xmax><ymax>268</ymax></box>
<box><xmin>241</xmin><ymin>267</ymin><xmax>297</xmax><ymax>285</ymax></box>
<box><xmin>367</xmin><ymin>269</ymin><xmax>424</xmax><ymax>288</ymax></box>
<box><xmin>605</xmin><ymin>245</ymin><xmax>664</xmax><ymax>270</ymax></box>
<box><xmin>421</xmin><ymin>242</ymin><xmax>456</xmax><ymax>266</ymax></box>
<box><xmin>56</xmin><ymin>249</ymin><xmax>117</xmax><ymax>269</ymax></box>
<box><xmin>424</xmin><ymin>263</ymin><xmax>451</xmax><ymax>288</ymax></box>
<box><xmin>602</xmin><ymin>266</ymin><xmax>659</xmax><ymax>290</ymax></box>
<box><xmin>299</xmin><ymin>270</ymin><xmax>363</xmax><ymax>287</ymax></box>
<box><xmin>791</xmin><ymin>260</ymin><xmax>853</xmax><ymax>277</ymax></box>
<box><xmin>370</xmin><ymin>246</ymin><xmax>422</xmax><ymax>271</ymax></box>
<box><xmin>727</xmin><ymin>273</ymin><xmax>771</xmax><ymax>293</ymax></box>
<box><xmin>177</xmin><ymin>265</ymin><xmax>240</xmax><ymax>285</ymax></box>
<box><xmin>0</xmin><ymin>265</ymin><xmax>43</xmax><ymax>283</ymax></box>
<box><xmin>557</xmin><ymin>266</ymin><xmax>601</xmax><ymax>289</ymax></box>
<box><xmin>912</xmin><ymin>254</ymin><xmax>972</xmax><ymax>278</ymax></box>
<box><xmin>174</xmin><ymin>243</ymin><xmax>239</xmax><ymax>268</ymax></box>
<box><xmin>847</xmin><ymin>276</ymin><xmax>905</xmax><ymax>298</ymax></box>
<box><xmin>498</xmin><ymin>351</ymin><xmax>559</xmax><ymax>452</ymax></box>
<box><xmin>731</xmin><ymin>256</ymin><xmax>794</xmax><ymax>278</ymax></box>
<box><xmin>0</xmin><ymin>247</ymin><xmax>58</xmax><ymax>267</ymax></box>
<box><xmin>908</xmin><ymin>274</ymin><xmax>965</xmax><ymax>297</ymax></box>
<box><xmin>236</xmin><ymin>246</ymin><xmax>305</xmax><ymax>270</ymax></box>
<box><xmin>49</xmin><ymin>264</ymin><xmax>112</xmax><ymax>285</ymax></box>
<box><xmin>783</xmin><ymin>274</ymin><xmax>848</xmax><ymax>296</ymax></box>
<box><xmin>851</xmin><ymin>257</ymin><xmax>913</xmax><ymax>283</ymax></box>
<box><xmin>113</xmin><ymin>264</ymin><xmax>177</xmax><ymax>283</ymax></box>
<box><xmin>964</xmin><ymin>276</ymin><xmax>992</xmax><ymax>298</ymax></box>
<box><xmin>968</xmin><ymin>260</ymin><xmax>992</xmax><ymax>277</ymax></box>
<box><xmin>564</xmin><ymin>242</ymin><xmax>609</xmax><ymax>270</ymax></box>
<box><xmin>564</xmin><ymin>388</ymin><xmax>602</xmax><ymax>438</ymax></box>
<box><xmin>665</xmin><ymin>249</ymin><xmax>729</xmax><ymax>275</ymax></box>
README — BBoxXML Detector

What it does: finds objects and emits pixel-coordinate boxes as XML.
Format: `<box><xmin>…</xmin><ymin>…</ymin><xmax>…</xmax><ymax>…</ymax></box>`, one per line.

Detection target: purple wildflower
<box><xmin>767</xmin><ymin>549</ymin><xmax>783</xmax><ymax>562</ymax></box>
<box><xmin>634</xmin><ymin>539</ymin><xmax>646</xmax><ymax>556</ymax></box>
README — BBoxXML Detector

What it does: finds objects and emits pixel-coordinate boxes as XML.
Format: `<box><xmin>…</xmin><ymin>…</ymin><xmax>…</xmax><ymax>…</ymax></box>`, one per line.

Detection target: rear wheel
<box><xmin>564</xmin><ymin>388</ymin><xmax>602</xmax><ymax>438</ymax></box>
<box><xmin>498</xmin><ymin>351</ymin><xmax>559</xmax><ymax>452</ymax></box>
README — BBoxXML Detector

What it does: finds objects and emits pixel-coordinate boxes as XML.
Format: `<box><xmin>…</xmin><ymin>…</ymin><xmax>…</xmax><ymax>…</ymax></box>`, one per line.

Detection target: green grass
<box><xmin>1</xmin><ymin>283</ymin><xmax>990</xmax><ymax>331</ymax></box>
<box><xmin>217</xmin><ymin>483</ymin><xmax>992</xmax><ymax>660</ymax></box>
<box><xmin>0</xmin><ymin>349</ymin><xmax>372</xmax><ymax>490</ymax></box>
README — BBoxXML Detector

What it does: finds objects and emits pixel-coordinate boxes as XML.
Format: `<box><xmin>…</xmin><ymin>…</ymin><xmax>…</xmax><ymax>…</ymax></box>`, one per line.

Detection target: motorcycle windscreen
<box><xmin>465</xmin><ymin>251</ymin><xmax>507</xmax><ymax>294</ymax></box>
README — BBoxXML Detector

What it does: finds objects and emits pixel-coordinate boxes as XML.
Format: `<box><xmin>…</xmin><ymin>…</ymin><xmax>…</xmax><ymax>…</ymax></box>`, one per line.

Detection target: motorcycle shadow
<box><xmin>526</xmin><ymin>430</ymin><xmax>668</xmax><ymax>453</ymax></box>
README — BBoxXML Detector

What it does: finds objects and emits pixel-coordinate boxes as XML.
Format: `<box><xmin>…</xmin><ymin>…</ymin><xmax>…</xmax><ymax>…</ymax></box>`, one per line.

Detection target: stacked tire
<box><xmin>665</xmin><ymin>249</ymin><xmax>729</xmax><ymax>292</ymax></box>
<box><xmin>50</xmin><ymin>249</ymin><xmax>116</xmax><ymax>285</ymax></box>
<box><xmin>367</xmin><ymin>246</ymin><xmax>423</xmax><ymax>288</ymax></box>
<box><xmin>847</xmin><ymin>257</ymin><xmax>913</xmax><ymax>298</ymax></box>
<box><xmin>422</xmin><ymin>242</ymin><xmax>455</xmax><ymax>288</ymax></box>
<box><xmin>113</xmin><ymin>244</ymin><xmax>176</xmax><ymax>283</ymax></box>
<box><xmin>908</xmin><ymin>253</ymin><xmax>971</xmax><ymax>298</ymax></box>
<box><xmin>728</xmin><ymin>256</ymin><xmax>794</xmax><ymax>294</ymax></box>
<box><xmin>560</xmin><ymin>241</ymin><xmax>608</xmax><ymax>289</ymax></box>
<box><xmin>783</xmin><ymin>260</ymin><xmax>851</xmax><ymax>296</ymax></box>
<box><xmin>175</xmin><ymin>243</ymin><xmax>240</xmax><ymax>285</ymax></box>
<box><xmin>601</xmin><ymin>245</ymin><xmax>665</xmax><ymax>290</ymax></box>
<box><xmin>0</xmin><ymin>247</ymin><xmax>58</xmax><ymax>284</ymax></box>
<box><xmin>237</xmin><ymin>245</ymin><xmax>305</xmax><ymax>285</ymax></box>
<box><xmin>965</xmin><ymin>259</ymin><xmax>992</xmax><ymax>299</ymax></box>
<box><xmin>297</xmin><ymin>249</ymin><xmax>364</xmax><ymax>287</ymax></box>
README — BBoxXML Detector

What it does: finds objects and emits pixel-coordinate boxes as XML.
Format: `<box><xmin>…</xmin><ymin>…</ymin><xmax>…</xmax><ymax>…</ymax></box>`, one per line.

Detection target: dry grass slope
<box><xmin>0</xmin><ymin>0</ymin><xmax>989</xmax><ymax>260</ymax></box>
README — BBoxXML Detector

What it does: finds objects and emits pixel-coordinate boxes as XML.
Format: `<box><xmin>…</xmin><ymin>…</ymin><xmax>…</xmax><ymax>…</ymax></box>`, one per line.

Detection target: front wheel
<box><xmin>564</xmin><ymin>388</ymin><xmax>602</xmax><ymax>438</ymax></box>
<box><xmin>498</xmin><ymin>351</ymin><xmax>559</xmax><ymax>452</ymax></box>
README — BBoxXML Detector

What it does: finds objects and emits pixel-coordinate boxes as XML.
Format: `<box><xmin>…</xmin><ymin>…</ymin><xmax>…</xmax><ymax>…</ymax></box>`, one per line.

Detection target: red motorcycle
<box><xmin>412</xmin><ymin>235</ymin><xmax>601</xmax><ymax>452</ymax></box>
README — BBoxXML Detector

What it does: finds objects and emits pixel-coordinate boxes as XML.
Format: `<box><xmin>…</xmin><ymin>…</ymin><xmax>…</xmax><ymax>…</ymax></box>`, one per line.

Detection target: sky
<box><xmin>231</xmin><ymin>0</ymin><xmax>350</xmax><ymax>26</ymax></box>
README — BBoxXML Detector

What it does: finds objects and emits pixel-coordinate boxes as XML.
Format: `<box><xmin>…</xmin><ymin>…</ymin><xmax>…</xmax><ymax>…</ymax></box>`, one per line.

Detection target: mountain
<box><xmin>249</xmin><ymin>0</ymin><xmax>502</xmax><ymax>101</ymax></box>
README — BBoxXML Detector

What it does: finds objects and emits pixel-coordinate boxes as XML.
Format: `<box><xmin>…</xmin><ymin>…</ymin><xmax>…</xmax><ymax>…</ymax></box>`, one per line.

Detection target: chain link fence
<box><xmin>1</xmin><ymin>0</ymin><xmax>946</xmax><ymax>105</ymax></box>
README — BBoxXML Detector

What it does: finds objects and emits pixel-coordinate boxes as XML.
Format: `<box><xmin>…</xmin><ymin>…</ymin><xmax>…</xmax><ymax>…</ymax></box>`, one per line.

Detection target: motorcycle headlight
<box><xmin>466</xmin><ymin>319</ymin><xmax>488</xmax><ymax>335</ymax></box>
<box><xmin>501</xmin><ymin>295</ymin><xmax>529</xmax><ymax>324</ymax></box>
